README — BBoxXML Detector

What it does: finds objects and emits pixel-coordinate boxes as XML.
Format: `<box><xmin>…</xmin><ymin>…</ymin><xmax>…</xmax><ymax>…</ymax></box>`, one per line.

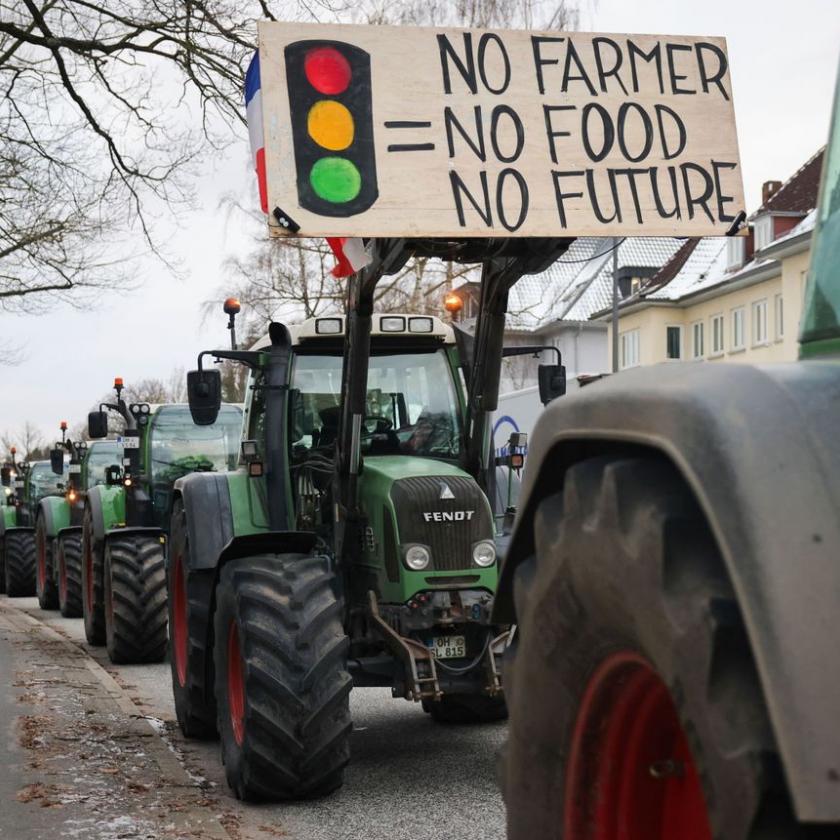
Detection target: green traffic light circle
<box><xmin>310</xmin><ymin>157</ymin><xmax>361</xmax><ymax>204</ymax></box>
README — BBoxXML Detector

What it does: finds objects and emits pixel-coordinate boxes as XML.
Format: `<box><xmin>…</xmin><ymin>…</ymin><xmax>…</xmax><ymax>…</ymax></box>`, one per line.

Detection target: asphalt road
<box><xmin>2</xmin><ymin>596</ymin><xmax>508</xmax><ymax>840</ymax></box>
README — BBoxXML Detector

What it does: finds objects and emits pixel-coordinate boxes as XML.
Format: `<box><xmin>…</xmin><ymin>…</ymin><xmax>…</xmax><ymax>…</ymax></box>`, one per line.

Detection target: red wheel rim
<box><xmin>172</xmin><ymin>553</ymin><xmax>188</xmax><ymax>688</ymax></box>
<box><xmin>227</xmin><ymin>620</ymin><xmax>246</xmax><ymax>746</ymax></box>
<box><xmin>58</xmin><ymin>548</ymin><xmax>67</xmax><ymax>605</ymax></box>
<box><xmin>84</xmin><ymin>536</ymin><xmax>93</xmax><ymax>614</ymax></box>
<box><xmin>37</xmin><ymin>532</ymin><xmax>46</xmax><ymax>592</ymax></box>
<box><xmin>564</xmin><ymin>651</ymin><xmax>712</xmax><ymax>840</ymax></box>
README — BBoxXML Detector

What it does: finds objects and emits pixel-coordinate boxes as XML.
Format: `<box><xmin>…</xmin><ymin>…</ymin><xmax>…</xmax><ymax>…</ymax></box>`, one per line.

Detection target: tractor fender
<box><xmin>174</xmin><ymin>473</ymin><xmax>318</xmax><ymax>571</ymax></box>
<box><xmin>86</xmin><ymin>485</ymin><xmax>125</xmax><ymax>543</ymax></box>
<box><xmin>38</xmin><ymin>496</ymin><xmax>71</xmax><ymax>540</ymax></box>
<box><xmin>496</xmin><ymin>360</ymin><xmax>840</xmax><ymax>822</ymax></box>
<box><xmin>0</xmin><ymin>506</ymin><xmax>15</xmax><ymax>537</ymax></box>
<box><xmin>174</xmin><ymin>472</ymin><xmax>236</xmax><ymax>571</ymax></box>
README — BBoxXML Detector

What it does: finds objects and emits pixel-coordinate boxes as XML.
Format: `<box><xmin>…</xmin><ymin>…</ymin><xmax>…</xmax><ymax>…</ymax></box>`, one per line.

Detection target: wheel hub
<box><xmin>172</xmin><ymin>553</ymin><xmax>188</xmax><ymax>688</ymax></box>
<box><xmin>227</xmin><ymin>620</ymin><xmax>246</xmax><ymax>746</ymax></box>
<box><xmin>564</xmin><ymin>651</ymin><xmax>712</xmax><ymax>840</ymax></box>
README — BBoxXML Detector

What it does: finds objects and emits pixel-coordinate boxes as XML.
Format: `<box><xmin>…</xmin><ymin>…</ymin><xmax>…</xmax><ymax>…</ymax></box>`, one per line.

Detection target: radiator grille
<box><xmin>391</xmin><ymin>475</ymin><xmax>492</xmax><ymax>572</ymax></box>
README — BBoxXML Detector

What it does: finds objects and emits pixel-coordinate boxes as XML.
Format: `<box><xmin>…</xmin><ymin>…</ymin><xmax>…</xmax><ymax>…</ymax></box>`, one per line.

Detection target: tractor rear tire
<box><xmin>502</xmin><ymin>455</ymin><xmax>838</xmax><ymax>840</ymax></box>
<box><xmin>5</xmin><ymin>531</ymin><xmax>36</xmax><ymax>597</ymax></box>
<box><xmin>214</xmin><ymin>554</ymin><xmax>352</xmax><ymax>801</ymax></box>
<box><xmin>35</xmin><ymin>516</ymin><xmax>59</xmax><ymax>610</ymax></box>
<box><xmin>58</xmin><ymin>534</ymin><xmax>83</xmax><ymax>618</ymax></box>
<box><xmin>168</xmin><ymin>499</ymin><xmax>217</xmax><ymax>739</ymax></box>
<box><xmin>82</xmin><ymin>504</ymin><xmax>106</xmax><ymax>645</ymax></box>
<box><xmin>104</xmin><ymin>534</ymin><xmax>167</xmax><ymax>664</ymax></box>
<box><xmin>425</xmin><ymin>694</ymin><xmax>508</xmax><ymax>724</ymax></box>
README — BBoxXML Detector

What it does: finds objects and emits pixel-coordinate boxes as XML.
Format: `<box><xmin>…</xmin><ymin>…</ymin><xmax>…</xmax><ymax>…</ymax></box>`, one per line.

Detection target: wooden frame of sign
<box><xmin>257</xmin><ymin>21</ymin><xmax>745</xmax><ymax>238</ymax></box>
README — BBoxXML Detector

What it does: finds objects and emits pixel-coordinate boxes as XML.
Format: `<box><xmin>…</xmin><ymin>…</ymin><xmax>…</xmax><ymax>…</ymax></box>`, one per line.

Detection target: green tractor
<box><xmin>169</xmin><ymin>241</ymin><xmax>567</xmax><ymax>801</ymax></box>
<box><xmin>496</xmin><ymin>67</ymin><xmax>840</xmax><ymax>839</ymax></box>
<box><xmin>82</xmin><ymin>378</ymin><xmax>242</xmax><ymax>664</ymax></box>
<box><xmin>1</xmin><ymin>449</ymin><xmax>66</xmax><ymax>597</ymax></box>
<box><xmin>35</xmin><ymin>422</ymin><xmax>122</xmax><ymax>616</ymax></box>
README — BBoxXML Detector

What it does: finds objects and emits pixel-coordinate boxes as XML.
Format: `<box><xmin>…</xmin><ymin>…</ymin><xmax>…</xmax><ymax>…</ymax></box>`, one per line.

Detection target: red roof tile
<box><xmin>753</xmin><ymin>148</ymin><xmax>824</xmax><ymax>216</ymax></box>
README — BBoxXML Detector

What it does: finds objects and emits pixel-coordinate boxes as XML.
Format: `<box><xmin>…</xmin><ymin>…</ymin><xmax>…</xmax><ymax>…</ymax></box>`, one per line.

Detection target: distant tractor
<box><xmin>82</xmin><ymin>379</ymin><xmax>242</xmax><ymax>664</ymax></box>
<box><xmin>496</xmin><ymin>67</ymin><xmax>840</xmax><ymax>840</ymax></box>
<box><xmin>35</xmin><ymin>422</ymin><xmax>122</xmax><ymax>616</ymax></box>
<box><xmin>1</xmin><ymin>449</ymin><xmax>65</xmax><ymax>597</ymax></box>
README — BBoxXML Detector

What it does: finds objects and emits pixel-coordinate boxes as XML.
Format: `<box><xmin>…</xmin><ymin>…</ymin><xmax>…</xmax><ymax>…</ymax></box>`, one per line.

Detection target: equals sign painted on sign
<box><xmin>384</xmin><ymin>121</ymin><xmax>435</xmax><ymax>152</ymax></box>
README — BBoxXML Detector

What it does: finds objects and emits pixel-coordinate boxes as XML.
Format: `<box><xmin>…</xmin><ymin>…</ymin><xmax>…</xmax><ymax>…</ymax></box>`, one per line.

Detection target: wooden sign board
<box><xmin>257</xmin><ymin>21</ymin><xmax>744</xmax><ymax>238</ymax></box>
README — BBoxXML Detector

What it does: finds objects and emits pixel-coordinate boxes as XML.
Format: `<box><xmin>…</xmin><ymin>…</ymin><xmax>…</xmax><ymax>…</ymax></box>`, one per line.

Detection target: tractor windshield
<box><xmin>85</xmin><ymin>442</ymin><xmax>122</xmax><ymax>489</ymax></box>
<box><xmin>150</xmin><ymin>405</ymin><xmax>242</xmax><ymax>485</ymax></box>
<box><xmin>801</xmin><ymin>65</ymin><xmax>840</xmax><ymax>347</ymax></box>
<box><xmin>291</xmin><ymin>349</ymin><xmax>463</xmax><ymax>460</ymax></box>
<box><xmin>29</xmin><ymin>461</ymin><xmax>66</xmax><ymax>502</ymax></box>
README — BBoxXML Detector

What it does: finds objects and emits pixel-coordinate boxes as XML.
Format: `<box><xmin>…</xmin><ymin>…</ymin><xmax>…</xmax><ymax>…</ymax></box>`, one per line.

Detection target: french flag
<box><xmin>245</xmin><ymin>52</ymin><xmax>371</xmax><ymax>278</ymax></box>
<box><xmin>245</xmin><ymin>53</ymin><xmax>268</xmax><ymax>214</ymax></box>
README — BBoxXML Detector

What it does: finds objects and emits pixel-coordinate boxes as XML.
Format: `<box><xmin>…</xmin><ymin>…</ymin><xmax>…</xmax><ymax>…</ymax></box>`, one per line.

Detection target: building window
<box><xmin>691</xmin><ymin>322</ymin><xmax>704</xmax><ymax>358</ymax></box>
<box><xmin>755</xmin><ymin>215</ymin><xmax>774</xmax><ymax>250</ymax></box>
<box><xmin>666</xmin><ymin>325</ymin><xmax>683</xmax><ymax>360</ymax></box>
<box><xmin>752</xmin><ymin>299</ymin><xmax>768</xmax><ymax>346</ymax></box>
<box><xmin>620</xmin><ymin>329</ymin><xmax>640</xmax><ymax>369</ymax></box>
<box><xmin>732</xmin><ymin>307</ymin><xmax>745</xmax><ymax>350</ymax></box>
<box><xmin>726</xmin><ymin>237</ymin><xmax>745</xmax><ymax>270</ymax></box>
<box><xmin>711</xmin><ymin>314</ymin><xmax>724</xmax><ymax>355</ymax></box>
<box><xmin>775</xmin><ymin>294</ymin><xmax>784</xmax><ymax>340</ymax></box>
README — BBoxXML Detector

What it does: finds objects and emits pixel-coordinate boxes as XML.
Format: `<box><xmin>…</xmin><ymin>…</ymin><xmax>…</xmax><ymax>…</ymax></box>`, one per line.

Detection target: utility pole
<box><xmin>611</xmin><ymin>237</ymin><xmax>620</xmax><ymax>373</ymax></box>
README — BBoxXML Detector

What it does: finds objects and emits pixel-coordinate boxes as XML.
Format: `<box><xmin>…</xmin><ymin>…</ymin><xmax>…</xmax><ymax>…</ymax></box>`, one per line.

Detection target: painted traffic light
<box><xmin>285</xmin><ymin>40</ymin><xmax>378</xmax><ymax>217</ymax></box>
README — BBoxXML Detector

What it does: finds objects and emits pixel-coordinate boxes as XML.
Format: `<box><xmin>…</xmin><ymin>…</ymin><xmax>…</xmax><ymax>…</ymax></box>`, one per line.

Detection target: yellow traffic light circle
<box><xmin>307</xmin><ymin>100</ymin><xmax>354</xmax><ymax>151</ymax></box>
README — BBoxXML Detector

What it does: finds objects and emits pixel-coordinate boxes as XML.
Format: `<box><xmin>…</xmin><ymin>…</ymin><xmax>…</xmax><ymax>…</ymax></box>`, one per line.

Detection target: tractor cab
<box><xmin>20</xmin><ymin>460</ymin><xmax>67</xmax><ymax>526</ymax></box>
<box><xmin>145</xmin><ymin>403</ymin><xmax>242</xmax><ymax>526</ymax></box>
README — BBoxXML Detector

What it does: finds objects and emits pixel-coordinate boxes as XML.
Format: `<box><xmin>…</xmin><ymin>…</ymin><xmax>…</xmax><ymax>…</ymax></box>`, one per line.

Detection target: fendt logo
<box><xmin>423</xmin><ymin>510</ymin><xmax>475</xmax><ymax>522</ymax></box>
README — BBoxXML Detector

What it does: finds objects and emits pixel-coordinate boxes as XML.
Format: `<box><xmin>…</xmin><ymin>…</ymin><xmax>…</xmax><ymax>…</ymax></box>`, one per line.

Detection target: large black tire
<box><xmin>425</xmin><ymin>693</ymin><xmax>507</xmax><ymax>724</ymax></box>
<box><xmin>168</xmin><ymin>499</ymin><xmax>217</xmax><ymax>738</ymax></box>
<box><xmin>214</xmin><ymin>554</ymin><xmax>352</xmax><ymax>801</ymax></box>
<box><xmin>57</xmin><ymin>533</ymin><xmax>83</xmax><ymax>618</ymax></box>
<box><xmin>81</xmin><ymin>503</ymin><xmax>106</xmax><ymax>645</ymax></box>
<box><xmin>35</xmin><ymin>516</ymin><xmax>59</xmax><ymax>610</ymax></box>
<box><xmin>502</xmin><ymin>455</ymin><xmax>838</xmax><ymax>840</ymax></box>
<box><xmin>103</xmin><ymin>534</ymin><xmax>167</xmax><ymax>664</ymax></box>
<box><xmin>4</xmin><ymin>530</ymin><xmax>36</xmax><ymax>597</ymax></box>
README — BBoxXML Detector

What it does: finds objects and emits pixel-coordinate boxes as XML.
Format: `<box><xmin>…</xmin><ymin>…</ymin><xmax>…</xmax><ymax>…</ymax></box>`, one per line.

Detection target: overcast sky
<box><xmin>2</xmin><ymin>0</ymin><xmax>839</xmax><ymax>443</ymax></box>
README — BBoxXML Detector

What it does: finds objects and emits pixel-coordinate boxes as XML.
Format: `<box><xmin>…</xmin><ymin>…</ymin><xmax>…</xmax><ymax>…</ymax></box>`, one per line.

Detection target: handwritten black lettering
<box><xmin>695</xmin><ymin>43</ymin><xmax>730</xmax><ymax>100</ymax></box>
<box><xmin>497</xmin><ymin>169</ymin><xmax>529</xmax><ymax>231</ymax></box>
<box><xmin>592</xmin><ymin>37</ymin><xmax>629</xmax><ymax>95</ymax></box>
<box><xmin>490</xmin><ymin>106</ymin><xmax>525</xmax><ymax>162</ymax></box>
<box><xmin>438</xmin><ymin>33</ymin><xmax>477</xmax><ymax>94</ymax></box>
<box><xmin>551</xmin><ymin>170</ymin><xmax>585</xmax><ymax>227</ymax></box>
<box><xmin>666</xmin><ymin>43</ymin><xmax>696</xmax><ymax>95</ymax></box>
<box><xmin>582</xmin><ymin>103</ymin><xmax>614</xmax><ymax>162</ymax></box>
<box><xmin>543</xmin><ymin>105</ymin><xmax>576</xmax><ymax>164</ymax></box>
<box><xmin>450</xmin><ymin>170</ymin><xmax>492</xmax><ymax>227</ymax></box>
<box><xmin>531</xmin><ymin>36</ymin><xmax>565</xmax><ymax>94</ymax></box>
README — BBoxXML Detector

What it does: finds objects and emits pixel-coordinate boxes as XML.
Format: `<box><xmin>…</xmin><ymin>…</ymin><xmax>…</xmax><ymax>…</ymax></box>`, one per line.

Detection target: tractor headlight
<box><xmin>472</xmin><ymin>540</ymin><xmax>497</xmax><ymax>568</ymax></box>
<box><xmin>404</xmin><ymin>545</ymin><xmax>431</xmax><ymax>571</ymax></box>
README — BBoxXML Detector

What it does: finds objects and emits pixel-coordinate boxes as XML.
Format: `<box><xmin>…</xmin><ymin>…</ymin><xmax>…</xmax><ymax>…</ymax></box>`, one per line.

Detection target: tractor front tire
<box><xmin>214</xmin><ymin>554</ymin><xmax>352</xmax><ymax>801</ymax></box>
<box><xmin>502</xmin><ymin>455</ymin><xmax>837</xmax><ymax>840</ymax></box>
<box><xmin>104</xmin><ymin>534</ymin><xmax>167</xmax><ymax>664</ymax></box>
<box><xmin>425</xmin><ymin>694</ymin><xmax>507</xmax><ymax>724</ymax></box>
<box><xmin>58</xmin><ymin>534</ymin><xmax>83</xmax><ymax>618</ymax></box>
<box><xmin>35</xmin><ymin>516</ymin><xmax>59</xmax><ymax>610</ymax></box>
<box><xmin>168</xmin><ymin>499</ymin><xmax>217</xmax><ymax>739</ymax></box>
<box><xmin>5</xmin><ymin>531</ymin><xmax>36</xmax><ymax>597</ymax></box>
<box><xmin>81</xmin><ymin>504</ymin><xmax>106</xmax><ymax>645</ymax></box>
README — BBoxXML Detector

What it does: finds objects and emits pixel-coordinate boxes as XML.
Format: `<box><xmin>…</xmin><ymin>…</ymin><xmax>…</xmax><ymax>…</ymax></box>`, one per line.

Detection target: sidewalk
<box><xmin>0</xmin><ymin>598</ymin><xmax>233</xmax><ymax>840</ymax></box>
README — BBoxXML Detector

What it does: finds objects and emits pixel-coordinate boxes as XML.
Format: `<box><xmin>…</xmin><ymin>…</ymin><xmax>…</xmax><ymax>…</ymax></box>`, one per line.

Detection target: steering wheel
<box><xmin>362</xmin><ymin>415</ymin><xmax>394</xmax><ymax>436</ymax></box>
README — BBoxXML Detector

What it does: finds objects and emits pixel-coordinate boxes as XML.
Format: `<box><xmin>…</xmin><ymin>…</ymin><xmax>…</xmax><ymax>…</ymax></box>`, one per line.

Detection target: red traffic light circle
<box><xmin>304</xmin><ymin>47</ymin><xmax>351</xmax><ymax>95</ymax></box>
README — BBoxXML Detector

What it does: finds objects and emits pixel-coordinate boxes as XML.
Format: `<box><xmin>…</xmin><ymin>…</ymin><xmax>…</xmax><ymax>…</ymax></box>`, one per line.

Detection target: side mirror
<box><xmin>50</xmin><ymin>448</ymin><xmax>64</xmax><ymax>475</ymax></box>
<box><xmin>187</xmin><ymin>368</ymin><xmax>222</xmax><ymax>426</ymax></box>
<box><xmin>88</xmin><ymin>411</ymin><xmax>109</xmax><ymax>439</ymax></box>
<box><xmin>538</xmin><ymin>364</ymin><xmax>566</xmax><ymax>405</ymax></box>
<box><xmin>0</xmin><ymin>467</ymin><xmax>9</xmax><ymax>487</ymax></box>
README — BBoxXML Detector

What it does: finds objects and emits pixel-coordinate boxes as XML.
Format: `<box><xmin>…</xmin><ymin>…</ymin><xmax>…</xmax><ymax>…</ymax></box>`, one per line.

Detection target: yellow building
<box><xmin>595</xmin><ymin>150</ymin><xmax>824</xmax><ymax>368</ymax></box>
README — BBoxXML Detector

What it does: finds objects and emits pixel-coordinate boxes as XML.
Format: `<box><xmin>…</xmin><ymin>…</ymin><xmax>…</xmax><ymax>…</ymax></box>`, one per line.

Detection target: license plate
<box><xmin>431</xmin><ymin>635</ymin><xmax>466</xmax><ymax>659</ymax></box>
